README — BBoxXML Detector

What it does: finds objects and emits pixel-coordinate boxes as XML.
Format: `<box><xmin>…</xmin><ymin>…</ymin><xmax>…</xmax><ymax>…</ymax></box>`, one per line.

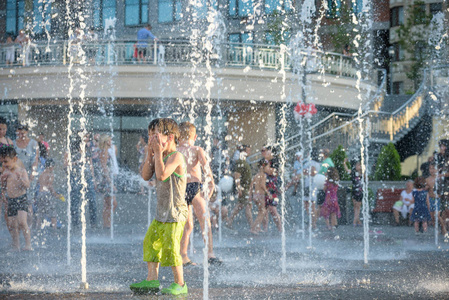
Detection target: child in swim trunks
<box><xmin>0</xmin><ymin>146</ymin><xmax>31</xmax><ymax>251</ymax></box>
<box><xmin>130</xmin><ymin>118</ymin><xmax>188</xmax><ymax>295</ymax></box>
<box><xmin>177</xmin><ymin>122</ymin><xmax>221</xmax><ymax>266</ymax></box>
<box><xmin>248</xmin><ymin>159</ymin><xmax>271</xmax><ymax>234</ymax></box>
<box><xmin>36</xmin><ymin>159</ymin><xmax>60</xmax><ymax>230</ymax></box>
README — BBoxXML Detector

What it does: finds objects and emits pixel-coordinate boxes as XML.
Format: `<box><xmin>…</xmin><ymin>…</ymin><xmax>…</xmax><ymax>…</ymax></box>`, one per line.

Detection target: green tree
<box><xmin>374</xmin><ymin>143</ymin><xmax>402</xmax><ymax>181</ymax></box>
<box><xmin>330</xmin><ymin>145</ymin><xmax>350</xmax><ymax>180</ymax></box>
<box><xmin>266</xmin><ymin>10</ymin><xmax>291</xmax><ymax>46</ymax></box>
<box><xmin>396</xmin><ymin>1</ymin><xmax>433</xmax><ymax>91</ymax></box>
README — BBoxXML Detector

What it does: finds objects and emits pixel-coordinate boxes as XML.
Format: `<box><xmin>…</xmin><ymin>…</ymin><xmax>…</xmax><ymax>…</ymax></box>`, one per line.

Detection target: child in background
<box><xmin>344</xmin><ymin>158</ymin><xmax>363</xmax><ymax>227</ymax></box>
<box><xmin>130</xmin><ymin>118</ymin><xmax>188</xmax><ymax>295</ymax></box>
<box><xmin>248</xmin><ymin>159</ymin><xmax>271</xmax><ymax>234</ymax></box>
<box><xmin>5</xmin><ymin>36</ymin><xmax>15</xmax><ymax>66</ymax></box>
<box><xmin>0</xmin><ymin>146</ymin><xmax>31</xmax><ymax>250</ymax></box>
<box><xmin>411</xmin><ymin>177</ymin><xmax>431</xmax><ymax>234</ymax></box>
<box><xmin>36</xmin><ymin>159</ymin><xmax>60</xmax><ymax>230</ymax></box>
<box><xmin>320</xmin><ymin>167</ymin><xmax>341</xmax><ymax>231</ymax></box>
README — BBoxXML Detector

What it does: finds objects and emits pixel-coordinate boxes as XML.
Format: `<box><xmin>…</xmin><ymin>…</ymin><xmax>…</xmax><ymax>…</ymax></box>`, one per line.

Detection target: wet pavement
<box><xmin>1</xmin><ymin>193</ymin><xmax>449</xmax><ymax>299</ymax></box>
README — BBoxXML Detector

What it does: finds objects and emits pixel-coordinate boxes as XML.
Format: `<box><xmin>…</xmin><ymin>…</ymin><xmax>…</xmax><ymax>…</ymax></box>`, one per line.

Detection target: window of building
<box><xmin>33</xmin><ymin>0</ymin><xmax>52</xmax><ymax>35</ymax></box>
<box><xmin>430</xmin><ymin>3</ymin><xmax>442</xmax><ymax>15</ymax></box>
<box><xmin>159</xmin><ymin>0</ymin><xmax>182</xmax><ymax>23</ymax></box>
<box><xmin>414</xmin><ymin>41</ymin><xmax>426</xmax><ymax>61</ymax></box>
<box><xmin>229</xmin><ymin>0</ymin><xmax>254</xmax><ymax>17</ymax></box>
<box><xmin>391</xmin><ymin>43</ymin><xmax>404</xmax><ymax>62</ymax></box>
<box><xmin>393</xmin><ymin>81</ymin><xmax>403</xmax><ymax>95</ymax></box>
<box><xmin>93</xmin><ymin>0</ymin><xmax>117</xmax><ymax>29</ymax></box>
<box><xmin>390</xmin><ymin>6</ymin><xmax>403</xmax><ymax>27</ymax></box>
<box><xmin>414</xmin><ymin>4</ymin><xmax>427</xmax><ymax>25</ymax></box>
<box><xmin>193</xmin><ymin>0</ymin><xmax>218</xmax><ymax>19</ymax></box>
<box><xmin>6</xmin><ymin>0</ymin><xmax>25</xmax><ymax>36</ymax></box>
<box><xmin>265</xmin><ymin>31</ymin><xmax>291</xmax><ymax>45</ymax></box>
<box><xmin>352</xmin><ymin>0</ymin><xmax>363</xmax><ymax>15</ymax></box>
<box><xmin>125</xmin><ymin>0</ymin><xmax>148</xmax><ymax>26</ymax></box>
<box><xmin>326</xmin><ymin>0</ymin><xmax>341</xmax><ymax>18</ymax></box>
<box><xmin>265</xmin><ymin>0</ymin><xmax>293</xmax><ymax>14</ymax></box>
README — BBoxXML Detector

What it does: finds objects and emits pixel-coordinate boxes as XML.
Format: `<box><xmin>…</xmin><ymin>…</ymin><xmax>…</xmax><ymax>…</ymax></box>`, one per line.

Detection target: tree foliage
<box><xmin>396</xmin><ymin>1</ymin><xmax>433</xmax><ymax>91</ymax></box>
<box><xmin>330</xmin><ymin>145</ymin><xmax>350</xmax><ymax>180</ymax></box>
<box><xmin>374</xmin><ymin>143</ymin><xmax>402</xmax><ymax>181</ymax></box>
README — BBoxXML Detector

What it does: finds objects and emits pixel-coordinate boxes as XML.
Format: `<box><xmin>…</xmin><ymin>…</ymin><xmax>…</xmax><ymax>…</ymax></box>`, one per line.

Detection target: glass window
<box><xmin>92</xmin><ymin>0</ymin><xmax>117</xmax><ymax>29</ymax></box>
<box><xmin>414</xmin><ymin>4</ymin><xmax>427</xmax><ymax>25</ymax></box>
<box><xmin>125</xmin><ymin>0</ymin><xmax>148</xmax><ymax>26</ymax></box>
<box><xmin>103</xmin><ymin>0</ymin><xmax>117</xmax><ymax>28</ymax></box>
<box><xmin>390</xmin><ymin>6</ymin><xmax>403</xmax><ymax>27</ymax></box>
<box><xmin>352</xmin><ymin>0</ymin><xmax>363</xmax><ymax>15</ymax></box>
<box><xmin>239</xmin><ymin>0</ymin><xmax>254</xmax><ymax>17</ymax></box>
<box><xmin>229</xmin><ymin>33</ymin><xmax>240</xmax><ymax>43</ymax></box>
<box><xmin>266</xmin><ymin>32</ymin><xmax>275</xmax><ymax>45</ymax></box>
<box><xmin>193</xmin><ymin>0</ymin><xmax>219</xmax><ymax>19</ymax></box>
<box><xmin>159</xmin><ymin>0</ymin><xmax>182</xmax><ymax>23</ymax></box>
<box><xmin>326</xmin><ymin>0</ymin><xmax>341</xmax><ymax>18</ymax></box>
<box><xmin>430</xmin><ymin>3</ymin><xmax>442</xmax><ymax>15</ymax></box>
<box><xmin>6</xmin><ymin>0</ymin><xmax>24</xmax><ymax>35</ymax></box>
<box><xmin>229</xmin><ymin>0</ymin><xmax>237</xmax><ymax>16</ymax></box>
<box><xmin>33</xmin><ymin>0</ymin><xmax>52</xmax><ymax>35</ymax></box>
<box><xmin>265</xmin><ymin>0</ymin><xmax>292</xmax><ymax>14</ymax></box>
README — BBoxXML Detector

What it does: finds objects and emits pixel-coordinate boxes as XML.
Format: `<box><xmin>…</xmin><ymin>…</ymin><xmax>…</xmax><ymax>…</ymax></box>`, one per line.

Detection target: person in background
<box><xmin>137</xmin><ymin>24</ymin><xmax>158</xmax><ymax>63</ymax></box>
<box><xmin>227</xmin><ymin>145</ymin><xmax>253</xmax><ymax>231</ymax></box>
<box><xmin>320</xmin><ymin>167</ymin><xmax>341</xmax><ymax>231</ymax></box>
<box><xmin>343</xmin><ymin>44</ymin><xmax>352</xmax><ymax>56</ymax></box>
<box><xmin>98</xmin><ymin>134</ymin><xmax>117</xmax><ymax>229</ymax></box>
<box><xmin>392</xmin><ymin>180</ymin><xmax>415</xmax><ymax>226</ymax></box>
<box><xmin>344</xmin><ymin>158</ymin><xmax>363</xmax><ymax>227</ymax></box>
<box><xmin>410</xmin><ymin>177</ymin><xmax>431</xmax><ymax>234</ymax></box>
<box><xmin>4</xmin><ymin>36</ymin><xmax>15</xmax><ymax>66</ymax></box>
<box><xmin>84</xmin><ymin>27</ymin><xmax>98</xmax><ymax>64</ymax></box>
<box><xmin>426</xmin><ymin>162</ymin><xmax>446</xmax><ymax>237</ymax></box>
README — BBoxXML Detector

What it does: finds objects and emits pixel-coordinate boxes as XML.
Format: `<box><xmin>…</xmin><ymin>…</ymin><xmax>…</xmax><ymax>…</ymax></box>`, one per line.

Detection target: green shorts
<box><xmin>143</xmin><ymin>220</ymin><xmax>186</xmax><ymax>267</ymax></box>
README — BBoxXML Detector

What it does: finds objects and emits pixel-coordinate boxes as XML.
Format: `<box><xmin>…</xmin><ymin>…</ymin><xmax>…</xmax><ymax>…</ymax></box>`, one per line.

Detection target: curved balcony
<box><xmin>0</xmin><ymin>40</ymin><xmax>375</xmax><ymax>110</ymax></box>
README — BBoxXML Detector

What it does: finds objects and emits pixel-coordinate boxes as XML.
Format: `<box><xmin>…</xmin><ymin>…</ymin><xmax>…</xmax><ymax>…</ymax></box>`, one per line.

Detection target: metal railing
<box><xmin>0</xmin><ymin>39</ymin><xmax>358</xmax><ymax>78</ymax></box>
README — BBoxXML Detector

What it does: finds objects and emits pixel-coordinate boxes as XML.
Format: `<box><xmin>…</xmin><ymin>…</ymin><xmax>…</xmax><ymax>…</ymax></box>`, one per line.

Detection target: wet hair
<box><xmin>414</xmin><ymin>177</ymin><xmax>426</xmax><ymax>189</ymax></box>
<box><xmin>311</xmin><ymin>148</ymin><xmax>320</xmax><ymax>161</ymax></box>
<box><xmin>0</xmin><ymin>117</ymin><xmax>7</xmax><ymax>125</ymax></box>
<box><xmin>179</xmin><ymin>122</ymin><xmax>196</xmax><ymax>140</ymax></box>
<box><xmin>148</xmin><ymin>118</ymin><xmax>180</xmax><ymax>144</ymax></box>
<box><xmin>70</xmin><ymin>134</ymin><xmax>82</xmax><ymax>153</ymax></box>
<box><xmin>17</xmin><ymin>123</ymin><xmax>29</xmax><ymax>131</ymax></box>
<box><xmin>99</xmin><ymin>134</ymin><xmax>111</xmax><ymax>150</ymax></box>
<box><xmin>141</xmin><ymin>131</ymin><xmax>149</xmax><ymax>144</ymax></box>
<box><xmin>0</xmin><ymin>146</ymin><xmax>16</xmax><ymax>158</ymax></box>
<box><xmin>45</xmin><ymin>158</ymin><xmax>55</xmax><ymax>168</ymax></box>
<box><xmin>39</xmin><ymin>142</ymin><xmax>48</xmax><ymax>159</ymax></box>
<box><xmin>327</xmin><ymin>167</ymin><xmax>340</xmax><ymax>183</ymax></box>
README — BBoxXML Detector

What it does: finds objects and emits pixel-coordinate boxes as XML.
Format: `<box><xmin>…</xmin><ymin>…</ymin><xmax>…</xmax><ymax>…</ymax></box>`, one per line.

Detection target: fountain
<box><xmin>1</xmin><ymin>0</ymin><xmax>449</xmax><ymax>299</ymax></box>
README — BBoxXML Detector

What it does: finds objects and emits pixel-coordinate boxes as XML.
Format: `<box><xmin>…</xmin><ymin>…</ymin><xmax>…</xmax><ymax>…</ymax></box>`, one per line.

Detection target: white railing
<box><xmin>0</xmin><ymin>40</ymin><xmax>358</xmax><ymax>78</ymax></box>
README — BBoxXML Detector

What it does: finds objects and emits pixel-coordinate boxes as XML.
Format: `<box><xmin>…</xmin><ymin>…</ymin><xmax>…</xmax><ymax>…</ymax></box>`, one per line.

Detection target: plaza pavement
<box><xmin>1</xmin><ymin>192</ymin><xmax>449</xmax><ymax>299</ymax></box>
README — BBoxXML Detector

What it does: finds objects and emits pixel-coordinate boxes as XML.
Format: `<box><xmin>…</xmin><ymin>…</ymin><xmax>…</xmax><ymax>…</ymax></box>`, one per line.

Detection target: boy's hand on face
<box><xmin>150</xmin><ymin>134</ymin><xmax>163</xmax><ymax>154</ymax></box>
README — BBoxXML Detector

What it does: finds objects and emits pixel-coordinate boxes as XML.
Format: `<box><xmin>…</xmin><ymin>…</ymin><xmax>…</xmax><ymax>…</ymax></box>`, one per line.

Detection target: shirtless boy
<box><xmin>36</xmin><ymin>159</ymin><xmax>60</xmax><ymax>230</ymax></box>
<box><xmin>0</xmin><ymin>146</ymin><xmax>31</xmax><ymax>250</ymax></box>
<box><xmin>249</xmin><ymin>159</ymin><xmax>271</xmax><ymax>234</ymax></box>
<box><xmin>178</xmin><ymin>122</ymin><xmax>221</xmax><ymax>266</ymax></box>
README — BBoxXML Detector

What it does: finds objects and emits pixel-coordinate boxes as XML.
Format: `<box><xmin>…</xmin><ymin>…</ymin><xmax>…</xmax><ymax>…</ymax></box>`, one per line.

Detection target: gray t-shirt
<box><xmin>13</xmin><ymin>139</ymin><xmax>38</xmax><ymax>173</ymax></box>
<box><xmin>155</xmin><ymin>151</ymin><xmax>188</xmax><ymax>223</ymax></box>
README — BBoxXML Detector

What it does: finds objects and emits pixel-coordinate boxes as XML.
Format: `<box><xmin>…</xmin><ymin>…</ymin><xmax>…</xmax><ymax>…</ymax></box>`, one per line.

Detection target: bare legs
<box><xmin>9</xmin><ymin>210</ymin><xmax>31</xmax><ymax>250</ymax></box>
<box><xmin>146</xmin><ymin>262</ymin><xmax>184</xmax><ymax>286</ymax></box>
<box><xmin>180</xmin><ymin>193</ymin><xmax>217</xmax><ymax>264</ymax></box>
<box><xmin>227</xmin><ymin>202</ymin><xmax>253</xmax><ymax>229</ymax></box>
<box><xmin>251</xmin><ymin>195</ymin><xmax>266</xmax><ymax>234</ymax></box>
<box><xmin>353</xmin><ymin>199</ymin><xmax>362</xmax><ymax>226</ymax></box>
<box><xmin>103</xmin><ymin>195</ymin><xmax>117</xmax><ymax>228</ymax></box>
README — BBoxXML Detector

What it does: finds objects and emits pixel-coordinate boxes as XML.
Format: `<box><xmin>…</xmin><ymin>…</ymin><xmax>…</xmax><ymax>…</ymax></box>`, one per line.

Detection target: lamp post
<box><xmin>388</xmin><ymin>45</ymin><xmax>395</xmax><ymax>94</ymax></box>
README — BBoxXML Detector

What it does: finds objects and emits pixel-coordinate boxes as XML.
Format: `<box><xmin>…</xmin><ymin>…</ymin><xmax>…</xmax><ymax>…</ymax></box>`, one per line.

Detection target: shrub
<box><xmin>374</xmin><ymin>143</ymin><xmax>401</xmax><ymax>181</ymax></box>
<box><xmin>330</xmin><ymin>145</ymin><xmax>350</xmax><ymax>180</ymax></box>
